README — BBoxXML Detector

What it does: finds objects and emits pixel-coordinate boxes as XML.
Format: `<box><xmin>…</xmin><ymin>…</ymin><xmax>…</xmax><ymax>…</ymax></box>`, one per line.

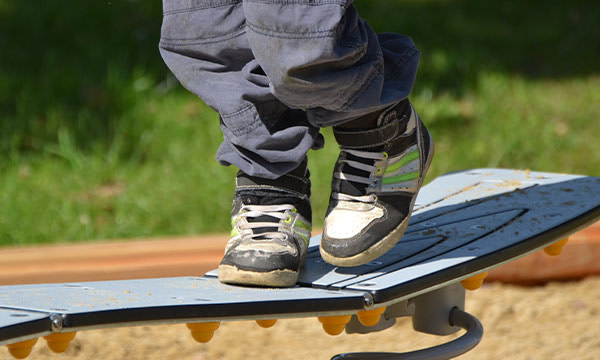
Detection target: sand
<box><xmin>4</xmin><ymin>276</ymin><xmax>600</xmax><ymax>360</ymax></box>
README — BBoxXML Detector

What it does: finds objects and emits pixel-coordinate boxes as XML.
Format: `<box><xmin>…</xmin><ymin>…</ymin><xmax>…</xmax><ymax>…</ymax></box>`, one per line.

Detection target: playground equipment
<box><xmin>2</xmin><ymin>169</ymin><xmax>599</xmax><ymax>359</ymax></box>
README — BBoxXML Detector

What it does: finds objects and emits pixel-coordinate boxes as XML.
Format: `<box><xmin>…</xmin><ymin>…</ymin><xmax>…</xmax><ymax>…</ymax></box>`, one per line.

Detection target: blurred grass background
<box><xmin>1</xmin><ymin>0</ymin><xmax>599</xmax><ymax>246</ymax></box>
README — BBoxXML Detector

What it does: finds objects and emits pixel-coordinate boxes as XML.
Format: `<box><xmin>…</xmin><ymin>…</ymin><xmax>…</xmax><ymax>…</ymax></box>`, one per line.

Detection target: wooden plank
<box><xmin>1</xmin><ymin>226</ymin><xmax>599</xmax><ymax>287</ymax></box>
<box><xmin>487</xmin><ymin>224</ymin><xmax>600</xmax><ymax>284</ymax></box>
<box><xmin>0</xmin><ymin>236</ymin><xmax>228</xmax><ymax>285</ymax></box>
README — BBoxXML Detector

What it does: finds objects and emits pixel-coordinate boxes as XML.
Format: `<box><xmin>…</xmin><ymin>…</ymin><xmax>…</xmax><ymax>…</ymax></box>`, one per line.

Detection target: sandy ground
<box><xmin>3</xmin><ymin>276</ymin><xmax>600</xmax><ymax>360</ymax></box>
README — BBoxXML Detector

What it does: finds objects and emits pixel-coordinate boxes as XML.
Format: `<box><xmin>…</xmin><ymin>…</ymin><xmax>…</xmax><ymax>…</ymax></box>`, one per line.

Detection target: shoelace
<box><xmin>333</xmin><ymin>148</ymin><xmax>387</xmax><ymax>204</ymax></box>
<box><xmin>236</xmin><ymin>204</ymin><xmax>295</xmax><ymax>240</ymax></box>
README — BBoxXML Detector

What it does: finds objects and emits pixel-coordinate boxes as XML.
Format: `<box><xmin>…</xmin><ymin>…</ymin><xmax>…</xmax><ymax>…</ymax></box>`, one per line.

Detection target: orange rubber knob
<box><xmin>317</xmin><ymin>315</ymin><xmax>352</xmax><ymax>336</ymax></box>
<box><xmin>186</xmin><ymin>322</ymin><xmax>220</xmax><ymax>343</ymax></box>
<box><xmin>357</xmin><ymin>306</ymin><xmax>387</xmax><ymax>327</ymax></box>
<box><xmin>6</xmin><ymin>338</ymin><xmax>38</xmax><ymax>359</ymax></box>
<box><xmin>256</xmin><ymin>319</ymin><xmax>277</xmax><ymax>328</ymax></box>
<box><xmin>43</xmin><ymin>332</ymin><xmax>76</xmax><ymax>353</ymax></box>
<box><xmin>544</xmin><ymin>238</ymin><xmax>568</xmax><ymax>256</ymax></box>
<box><xmin>461</xmin><ymin>271</ymin><xmax>488</xmax><ymax>290</ymax></box>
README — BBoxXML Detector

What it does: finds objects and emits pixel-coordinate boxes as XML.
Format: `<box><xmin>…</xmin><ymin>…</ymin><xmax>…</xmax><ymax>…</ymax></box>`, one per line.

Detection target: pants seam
<box><xmin>160</xmin><ymin>26</ymin><xmax>246</xmax><ymax>46</ymax></box>
<box><xmin>221</xmin><ymin>103</ymin><xmax>256</xmax><ymax>119</ymax></box>
<box><xmin>220</xmin><ymin>105</ymin><xmax>262</xmax><ymax>137</ymax></box>
<box><xmin>244</xmin><ymin>0</ymin><xmax>348</xmax><ymax>6</ymax></box>
<box><xmin>223</xmin><ymin>117</ymin><xmax>262</xmax><ymax>137</ymax></box>
<box><xmin>246</xmin><ymin>20</ymin><xmax>337</xmax><ymax>39</ymax></box>
<box><xmin>163</xmin><ymin>0</ymin><xmax>243</xmax><ymax>15</ymax></box>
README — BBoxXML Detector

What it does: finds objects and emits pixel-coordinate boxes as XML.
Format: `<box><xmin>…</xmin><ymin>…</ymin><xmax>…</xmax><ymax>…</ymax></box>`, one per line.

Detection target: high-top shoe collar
<box><xmin>332</xmin><ymin>100</ymin><xmax>412</xmax><ymax>149</ymax></box>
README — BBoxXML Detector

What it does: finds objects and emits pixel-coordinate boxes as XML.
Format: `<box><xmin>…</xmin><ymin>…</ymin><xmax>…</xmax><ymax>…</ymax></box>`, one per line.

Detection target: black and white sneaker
<box><xmin>218</xmin><ymin>162</ymin><xmax>312</xmax><ymax>287</ymax></box>
<box><xmin>320</xmin><ymin>101</ymin><xmax>434</xmax><ymax>267</ymax></box>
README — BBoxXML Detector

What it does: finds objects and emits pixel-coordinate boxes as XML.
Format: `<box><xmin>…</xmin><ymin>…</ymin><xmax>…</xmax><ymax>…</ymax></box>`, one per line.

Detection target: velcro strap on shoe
<box><xmin>236</xmin><ymin>173</ymin><xmax>309</xmax><ymax>197</ymax></box>
<box><xmin>333</xmin><ymin>120</ymin><xmax>400</xmax><ymax>149</ymax></box>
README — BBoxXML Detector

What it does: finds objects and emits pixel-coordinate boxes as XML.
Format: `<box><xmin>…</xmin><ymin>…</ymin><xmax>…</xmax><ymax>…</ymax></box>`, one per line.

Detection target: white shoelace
<box><xmin>333</xmin><ymin>148</ymin><xmax>386</xmax><ymax>204</ymax></box>
<box><xmin>236</xmin><ymin>204</ymin><xmax>295</xmax><ymax>240</ymax></box>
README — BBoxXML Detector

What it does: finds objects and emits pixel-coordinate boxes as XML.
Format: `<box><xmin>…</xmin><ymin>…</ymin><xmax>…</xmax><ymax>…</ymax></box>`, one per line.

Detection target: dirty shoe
<box><xmin>218</xmin><ymin>161</ymin><xmax>312</xmax><ymax>287</ymax></box>
<box><xmin>320</xmin><ymin>100</ymin><xmax>434</xmax><ymax>267</ymax></box>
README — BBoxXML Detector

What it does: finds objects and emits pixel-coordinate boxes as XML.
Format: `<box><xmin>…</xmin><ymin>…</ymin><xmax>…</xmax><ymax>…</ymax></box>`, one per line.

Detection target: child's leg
<box><xmin>159</xmin><ymin>0</ymin><xmax>317</xmax><ymax>286</ymax></box>
<box><xmin>242</xmin><ymin>1</ymin><xmax>433</xmax><ymax>267</ymax></box>
<box><xmin>159</xmin><ymin>0</ymin><xmax>321</xmax><ymax>180</ymax></box>
<box><xmin>242</xmin><ymin>1</ymin><xmax>420</xmax><ymax>126</ymax></box>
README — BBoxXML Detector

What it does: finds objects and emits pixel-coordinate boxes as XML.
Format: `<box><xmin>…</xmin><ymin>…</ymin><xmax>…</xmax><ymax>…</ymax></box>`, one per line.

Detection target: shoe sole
<box><xmin>321</xmin><ymin>125</ymin><xmax>436</xmax><ymax>267</ymax></box>
<box><xmin>218</xmin><ymin>264</ymin><xmax>299</xmax><ymax>287</ymax></box>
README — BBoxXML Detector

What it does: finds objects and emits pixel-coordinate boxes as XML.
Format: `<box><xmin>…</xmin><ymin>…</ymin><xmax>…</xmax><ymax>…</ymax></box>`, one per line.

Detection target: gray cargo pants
<box><xmin>159</xmin><ymin>0</ymin><xmax>420</xmax><ymax>179</ymax></box>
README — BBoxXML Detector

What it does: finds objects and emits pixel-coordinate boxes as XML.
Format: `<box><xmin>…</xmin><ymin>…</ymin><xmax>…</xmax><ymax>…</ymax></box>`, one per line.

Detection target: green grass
<box><xmin>414</xmin><ymin>74</ymin><xmax>600</xmax><ymax>178</ymax></box>
<box><xmin>1</xmin><ymin>1</ymin><xmax>599</xmax><ymax>246</ymax></box>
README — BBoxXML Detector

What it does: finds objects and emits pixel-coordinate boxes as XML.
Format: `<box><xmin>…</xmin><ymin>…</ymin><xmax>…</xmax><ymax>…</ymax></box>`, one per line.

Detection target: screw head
<box><xmin>50</xmin><ymin>314</ymin><xmax>63</xmax><ymax>331</ymax></box>
<box><xmin>363</xmin><ymin>294</ymin><xmax>374</xmax><ymax>309</ymax></box>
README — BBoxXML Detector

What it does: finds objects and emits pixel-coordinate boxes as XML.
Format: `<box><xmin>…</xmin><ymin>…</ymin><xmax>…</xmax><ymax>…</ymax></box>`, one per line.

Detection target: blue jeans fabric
<box><xmin>159</xmin><ymin>0</ymin><xmax>420</xmax><ymax>179</ymax></box>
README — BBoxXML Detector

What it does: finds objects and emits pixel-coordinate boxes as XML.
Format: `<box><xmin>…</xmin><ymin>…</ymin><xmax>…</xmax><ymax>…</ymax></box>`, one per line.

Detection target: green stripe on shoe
<box><xmin>382</xmin><ymin>171</ymin><xmax>419</xmax><ymax>185</ymax></box>
<box><xmin>294</xmin><ymin>219</ymin><xmax>312</xmax><ymax>233</ymax></box>
<box><xmin>384</xmin><ymin>150</ymin><xmax>419</xmax><ymax>174</ymax></box>
<box><xmin>294</xmin><ymin>219</ymin><xmax>311</xmax><ymax>246</ymax></box>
